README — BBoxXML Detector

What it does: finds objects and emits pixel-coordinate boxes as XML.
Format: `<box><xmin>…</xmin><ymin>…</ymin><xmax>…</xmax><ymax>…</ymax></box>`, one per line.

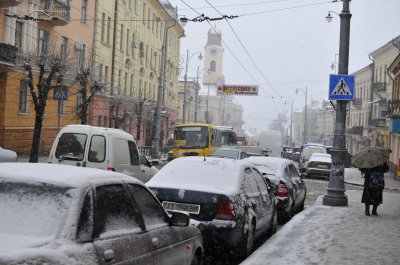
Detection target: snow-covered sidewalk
<box><xmin>241</xmin><ymin>190</ymin><xmax>400</xmax><ymax>265</ymax></box>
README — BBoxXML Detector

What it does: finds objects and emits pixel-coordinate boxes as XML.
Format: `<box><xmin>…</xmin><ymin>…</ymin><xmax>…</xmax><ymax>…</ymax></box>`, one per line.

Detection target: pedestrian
<box><xmin>359</xmin><ymin>161</ymin><xmax>389</xmax><ymax>216</ymax></box>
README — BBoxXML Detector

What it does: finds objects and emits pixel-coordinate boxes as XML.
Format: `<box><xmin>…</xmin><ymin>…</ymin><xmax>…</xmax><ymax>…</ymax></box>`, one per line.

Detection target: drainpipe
<box><xmin>89</xmin><ymin>0</ymin><xmax>99</xmax><ymax>126</ymax></box>
<box><xmin>368</xmin><ymin>54</ymin><xmax>375</xmax><ymax>147</ymax></box>
<box><xmin>109</xmin><ymin>0</ymin><xmax>118</xmax><ymax>127</ymax></box>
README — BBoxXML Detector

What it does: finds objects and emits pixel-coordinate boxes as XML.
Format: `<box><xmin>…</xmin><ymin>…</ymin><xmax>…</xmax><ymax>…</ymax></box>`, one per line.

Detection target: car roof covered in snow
<box><xmin>0</xmin><ymin>163</ymin><xmax>139</xmax><ymax>188</ymax></box>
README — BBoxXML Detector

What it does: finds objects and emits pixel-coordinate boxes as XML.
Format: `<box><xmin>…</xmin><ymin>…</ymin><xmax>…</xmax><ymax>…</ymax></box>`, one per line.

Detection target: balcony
<box><xmin>0</xmin><ymin>0</ymin><xmax>21</xmax><ymax>7</ymax></box>
<box><xmin>370</xmin><ymin>118</ymin><xmax>386</xmax><ymax>127</ymax></box>
<box><xmin>372</xmin><ymin>82</ymin><xmax>386</xmax><ymax>93</ymax></box>
<box><xmin>346</xmin><ymin>126</ymin><xmax>363</xmax><ymax>136</ymax></box>
<box><xmin>352</xmin><ymin>98</ymin><xmax>362</xmax><ymax>109</ymax></box>
<box><xmin>38</xmin><ymin>0</ymin><xmax>70</xmax><ymax>26</ymax></box>
<box><xmin>387</xmin><ymin>99</ymin><xmax>400</xmax><ymax>118</ymax></box>
<box><xmin>0</xmin><ymin>43</ymin><xmax>18</xmax><ymax>64</ymax></box>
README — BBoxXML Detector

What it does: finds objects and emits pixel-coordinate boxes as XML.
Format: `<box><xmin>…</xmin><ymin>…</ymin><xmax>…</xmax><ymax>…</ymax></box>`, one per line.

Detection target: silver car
<box><xmin>0</xmin><ymin>163</ymin><xmax>203</xmax><ymax>265</ymax></box>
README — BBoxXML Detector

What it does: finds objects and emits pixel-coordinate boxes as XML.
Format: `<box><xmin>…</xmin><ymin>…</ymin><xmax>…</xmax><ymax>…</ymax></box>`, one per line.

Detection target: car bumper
<box><xmin>275</xmin><ymin>196</ymin><xmax>291</xmax><ymax>213</ymax></box>
<box><xmin>306</xmin><ymin>168</ymin><xmax>331</xmax><ymax>179</ymax></box>
<box><xmin>195</xmin><ymin>219</ymin><xmax>244</xmax><ymax>249</ymax></box>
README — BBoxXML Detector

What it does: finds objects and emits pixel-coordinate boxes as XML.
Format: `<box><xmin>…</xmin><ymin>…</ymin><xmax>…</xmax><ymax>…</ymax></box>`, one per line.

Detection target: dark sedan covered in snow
<box><xmin>146</xmin><ymin>157</ymin><xmax>277</xmax><ymax>258</ymax></box>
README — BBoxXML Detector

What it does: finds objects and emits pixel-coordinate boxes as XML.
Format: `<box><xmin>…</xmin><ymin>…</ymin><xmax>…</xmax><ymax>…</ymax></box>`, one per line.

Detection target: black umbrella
<box><xmin>351</xmin><ymin>147</ymin><xmax>390</xmax><ymax>169</ymax></box>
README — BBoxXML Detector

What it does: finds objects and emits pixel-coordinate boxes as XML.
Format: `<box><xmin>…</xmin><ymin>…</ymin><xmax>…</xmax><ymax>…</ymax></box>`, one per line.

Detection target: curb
<box><xmin>345</xmin><ymin>180</ymin><xmax>400</xmax><ymax>192</ymax></box>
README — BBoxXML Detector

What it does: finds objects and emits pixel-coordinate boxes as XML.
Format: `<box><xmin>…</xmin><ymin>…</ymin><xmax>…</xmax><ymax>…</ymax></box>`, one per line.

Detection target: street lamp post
<box><xmin>323</xmin><ymin>0</ymin><xmax>351</xmax><ymax>207</ymax></box>
<box><xmin>296</xmin><ymin>87</ymin><xmax>308</xmax><ymax>144</ymax></box>
<box><xmin>182</xmin><ymin>50</ymin><xmax>202</xmax><ymax>124</ymax></box>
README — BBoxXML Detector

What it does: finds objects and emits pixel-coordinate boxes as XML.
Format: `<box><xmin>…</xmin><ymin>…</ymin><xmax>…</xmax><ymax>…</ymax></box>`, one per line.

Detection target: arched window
<box><xmin>209</xmin><ymin>60</ymin><xmax>216</xmax><ymax>72</ymax></box>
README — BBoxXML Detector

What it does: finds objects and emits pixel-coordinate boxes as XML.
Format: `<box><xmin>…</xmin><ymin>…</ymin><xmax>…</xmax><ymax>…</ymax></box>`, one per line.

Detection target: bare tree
<box><xmin>75</xmin><ymin>61</ymin><xmax>106</xmax><ymax>124</ymax></box>
<box><xmin>17</xmin><ymin>44</ymin><xmax>71</xmax><ymax>162</ymax></box>
<box><xmin>109</xmin><ymin>96</ymin><xmax>135</xmax><ymax>129</ymax></box>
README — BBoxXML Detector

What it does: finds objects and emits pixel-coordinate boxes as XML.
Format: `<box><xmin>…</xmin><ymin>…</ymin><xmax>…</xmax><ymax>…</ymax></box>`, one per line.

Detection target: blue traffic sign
<box><xmin>329</xmin><ymin>74</ymin><xmax>355</xmax><ymax>101</ymax></box>
<box><xmin>53</xmin><ymin>85</ymin><xmax>68</xmax><ymax>101</ymax></box>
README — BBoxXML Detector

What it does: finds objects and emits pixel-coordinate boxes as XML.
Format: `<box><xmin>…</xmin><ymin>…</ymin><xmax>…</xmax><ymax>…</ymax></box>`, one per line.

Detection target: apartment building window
<box><xmin>99</xmin><ymin>64</ymin><xmax>103</xmax><ymax>82</ymax></box>
<box><xmin>19</xmin><ymin>80</ymin><xmax>28</xmax><ymax>113</ymax></box>
<box><xmin>78</xmin><ymin>43</ymin><xmax>86</xmax><ymax>65</ymax></box>
<box><xmin>81</xmin><ymin>0</ymin><xmax>88</xmax><ymax>24</ymax></box>
<box><xmin>152</xmin><ymin>14</ymin><xmax>155</xmax><ymax>32</ymax></box>
<box><xmin>107</xmin><ymin>16</ymin><xmax>111</xmax><ymax>44</ymax></box>
<box><xmin>38</xmin><ymin>29</ymin><xmax>49</xmax><ymax>56</ymax></box>
<box><xmin>118</xmin><ymin>70</ymin><xmax>122</xmax><ymax>95</ymax></box>
<box><xmin>142</xmin><ymin>4</ymin><xmax>146</xmax><ymax>25</ymax></box>
<box><xmin>101</xmin><ymin>13</ymin><xmax>105</xmax><ymax>42</ymax></box>
<box><xmin>105</xmin><ymin>66</ymin><xmax>109</xmax><ymax>83</ymax></box>
<box><xmin>156</xmin><ymin>17</ymin><xmax>160</xmax><ymax>37</ymax></box>
<box><xmin>147</xmin><ymin>8</ymin><xmax>150</xmax><ymax>28</ymax></box>
<box><xmin>131</xmin><ymin>33</ymin><xmax>136</xmax><ymax>57</ymax></box>
<box><xmin>126</xmin><ymin>28</ymin><xmax>130</xmax><ymax>55</ymax></box>
<box><xmin>15</xmin><ymin>21</ymin><xmax>23</xmax><ymax>50</ymax></box>
<box><xmin>120</xmin><ymin>24</ymin><xmax>124</xmax><ymax>51</ymax></box>
<box><xmin>77</xmin><ymin>93</ymin><xmax>83</xmax><ymax>116</ymax></box>
<box><xmin>130</xmin><ymin>74</ymin><xmax>134</xmax><ymax>96</ymax></box>
<box><xmin>145</xmin><ymin>45</ymin><xmax>148</xmax><ymax>66</ymax></box>
<box><xmin>124</xmin><ymin>72</ymin><xmax>128</xmax><ymax>96</ymax></box>
<box><xmin>60</xmin><ymin>37</ymin><xmax>68</xmax><ymax>60</ymax></box>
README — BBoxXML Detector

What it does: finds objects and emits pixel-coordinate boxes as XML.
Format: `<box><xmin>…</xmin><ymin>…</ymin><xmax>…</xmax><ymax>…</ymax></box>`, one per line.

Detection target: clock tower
<box><xmin>202</xmin><ymin>28</ymin><xmax>224</xmax><ymax>95</ymax></box>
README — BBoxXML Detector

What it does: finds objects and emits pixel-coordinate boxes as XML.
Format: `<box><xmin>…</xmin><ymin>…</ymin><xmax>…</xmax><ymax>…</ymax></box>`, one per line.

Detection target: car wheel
<box><xmin>268</xmin><ymin>209</ymin><xmax>278</xmax><ymax>236</ymax></box>
<box><xmin>239</xmin><ymin>220</ymin><xmax>255</xmax><ymax>258</ymax></box>
<box><xmin>190</xmin><ymin>254</ymin><xmax>199</xmax><ymax>265</ymax></box>
<box><xmin>298</xmin><ymin>198</ymin><xmax>305</xmax><ymax>212</ymax></box>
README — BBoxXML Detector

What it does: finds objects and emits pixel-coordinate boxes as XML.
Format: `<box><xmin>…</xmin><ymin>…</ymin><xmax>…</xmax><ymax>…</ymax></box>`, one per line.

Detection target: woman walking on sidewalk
<box><xmin>360</xmin><ymin>162</ymin><xmax>389</xmax><ymax>216</ymax></box>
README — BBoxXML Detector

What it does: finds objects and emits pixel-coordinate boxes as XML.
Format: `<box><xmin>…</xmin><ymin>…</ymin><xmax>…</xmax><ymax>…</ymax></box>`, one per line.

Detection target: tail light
<box><xmin>107</xmin><ymin>168</ymin><xmax>115</xmax><ymax>172</ymax></box>
<box><xmin>276</xmin><ymin>183</ymin><xmax>289</xmax><ymax>197</ymax></box>
<box><xmin>215</xmin><ymin>200</ymin><xmax>236</xmax><ymax>220</ymax></box>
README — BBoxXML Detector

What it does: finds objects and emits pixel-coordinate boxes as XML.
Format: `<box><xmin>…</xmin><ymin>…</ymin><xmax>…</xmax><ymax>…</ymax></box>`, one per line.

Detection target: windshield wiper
<box><xmin>58</xmin><ymin>154</ymin><xmax>82</xmax><ymax>161</ymax></box>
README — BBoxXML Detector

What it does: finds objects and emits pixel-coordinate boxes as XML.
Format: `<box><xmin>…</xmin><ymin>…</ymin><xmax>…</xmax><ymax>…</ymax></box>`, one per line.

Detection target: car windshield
<box><xmin>55</xmin><ymin>133</ymin><xmax>87</xmax><ymax>161</ymax></box>
<box><xmin>210</xmin><ymin>149</ymin><xmax>239</xmax><ymax>159</ymax></box>
<box><xmin>174</xmin><ymin>126</ymin><xmax>209</xmax><ymax>149</ymax></box>
<box><xmin>0</xmin><ymin>182</ymin><xmax>73</xmax><ymax>238</ymax></box>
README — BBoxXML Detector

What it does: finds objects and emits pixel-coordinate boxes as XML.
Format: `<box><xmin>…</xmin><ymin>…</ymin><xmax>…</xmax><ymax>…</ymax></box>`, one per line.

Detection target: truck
<box><xmin>257</xmin><ymin>130</ymin><xmax>283</xmax><ymax>157</ymax></box>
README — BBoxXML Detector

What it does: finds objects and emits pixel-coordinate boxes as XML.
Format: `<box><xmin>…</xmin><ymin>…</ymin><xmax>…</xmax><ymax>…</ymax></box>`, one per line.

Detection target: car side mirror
<box><xmin>170</xmin><ymin>211</ymin><xmax>190</xmax><ymax>227</ymax></box>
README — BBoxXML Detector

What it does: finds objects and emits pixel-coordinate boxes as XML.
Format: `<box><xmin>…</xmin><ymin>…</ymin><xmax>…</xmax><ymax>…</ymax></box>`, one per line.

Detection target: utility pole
<box><xmin>290</xmin><ymin>99</ymin><xmax>293</xmax><ymax>146</ymax></box>
<box><xmin>303</xmin><ymin>86</ymin><xmax>308</xmax><ymax>144</ymax></box>
<box><xmin>194</xmin><ymin>66</ymin><xmax>199</xmax><ymax>123</ymax></box>
<box><xmin>323</xmin><ymin>0</ymin><xmax>351</xmax><ymax>207</ymax></box>
<box><xmin>182</xmin><ymin>49</ymin><xmax>189</xmax><ymax>124</ymax></box>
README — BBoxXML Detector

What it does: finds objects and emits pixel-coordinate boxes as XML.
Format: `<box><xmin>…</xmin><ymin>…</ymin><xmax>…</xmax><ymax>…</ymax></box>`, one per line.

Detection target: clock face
<box><xmin>210</xmin><ymin>49</ymin><xmax>217</xmax><ymax>56</ymax></box>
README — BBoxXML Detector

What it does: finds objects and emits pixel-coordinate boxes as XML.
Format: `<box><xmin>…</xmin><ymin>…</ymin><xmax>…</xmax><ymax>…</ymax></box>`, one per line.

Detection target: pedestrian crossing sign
<box><xmin>329</xmin><ymin>74</ymin><xmax>355</xmax><ymax>101</ymax></box>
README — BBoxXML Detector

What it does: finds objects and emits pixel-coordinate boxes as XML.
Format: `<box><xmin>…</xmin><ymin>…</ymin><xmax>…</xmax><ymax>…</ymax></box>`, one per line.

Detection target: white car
<box><xmin>304</xmin><ymin>153</ymin><xmax>332</xmax><ymax>179</ymax></box>
<box><xmin>0</xmin><ymin>147</ymin><xmax>17</xmax><ymax>162</ymax></box>
<box><xmin>0</xmin><ymin>163</ymin><xmax>203</xmax><ymax>265</ymax></box>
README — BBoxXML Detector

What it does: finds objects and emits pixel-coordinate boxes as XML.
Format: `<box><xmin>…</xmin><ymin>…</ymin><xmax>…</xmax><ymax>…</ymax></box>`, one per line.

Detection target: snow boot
<box><xmin>365</xmin><ymin>204</ymin><xmax>370</xmax><ymax>216</ymax></box>
<box><xmin>372</xmin><ymin>205</ymin><xmax>378</xmax><ymax>216</ymax></box>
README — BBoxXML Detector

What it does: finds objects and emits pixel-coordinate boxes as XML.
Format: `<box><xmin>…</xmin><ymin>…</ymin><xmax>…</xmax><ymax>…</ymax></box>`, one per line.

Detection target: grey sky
<box><xmin>169</xmin><ymin>0</ymin><xmax>400</xmax><ymax>132</ymax></box>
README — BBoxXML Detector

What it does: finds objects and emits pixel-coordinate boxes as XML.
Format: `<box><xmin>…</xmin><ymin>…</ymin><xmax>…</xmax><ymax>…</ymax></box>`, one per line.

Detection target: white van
<box><xmin>48</xmin><ymin>125</ymin><xmax>158</xmax><ymax>182</ymax></box>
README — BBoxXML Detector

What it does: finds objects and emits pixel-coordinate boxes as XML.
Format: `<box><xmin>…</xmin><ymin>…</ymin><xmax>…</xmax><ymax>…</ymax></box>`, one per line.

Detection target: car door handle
<box><xmin>152</xmin><ymin>237</ymin><xmax>159</xmax><ymax>248</ymax></box>
<box><xmin>103</xmin><ymin>249</ymin><xmax>115</xmax><ymax>262</ymax></box>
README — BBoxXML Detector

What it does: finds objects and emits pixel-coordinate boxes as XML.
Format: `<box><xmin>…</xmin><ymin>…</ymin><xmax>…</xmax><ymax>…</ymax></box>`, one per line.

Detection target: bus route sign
<box><xmin>217</xmin><ymin>85</ymin><xmax>258</xmax><ymax>96</ymax></box>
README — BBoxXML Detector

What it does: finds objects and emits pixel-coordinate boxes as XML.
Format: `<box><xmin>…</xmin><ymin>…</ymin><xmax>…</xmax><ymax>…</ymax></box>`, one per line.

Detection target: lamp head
<box><xmin>180</xmin><ymin>16</ymin><xmax>188</xmax><ymax>27</ymax></box>
<box><xmin>325</xmin><ymin>12</ymin><xmax>333</xmax><ymax>23</ymax></box>
<box><xmin>330</xmin><ymin>63</ymin><xmax>335</xmax><ymax>70</ymax></box>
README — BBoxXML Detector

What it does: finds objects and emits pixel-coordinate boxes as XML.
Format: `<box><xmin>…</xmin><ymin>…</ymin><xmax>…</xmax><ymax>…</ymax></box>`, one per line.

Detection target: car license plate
<box><xmin>162</xmin><ymin>201</ymin><xmax>200</xmax><ymax>214</ymax></box>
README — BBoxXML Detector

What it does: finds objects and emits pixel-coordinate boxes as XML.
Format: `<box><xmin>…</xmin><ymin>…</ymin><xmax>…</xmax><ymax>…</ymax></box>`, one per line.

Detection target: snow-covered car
<box><xmin>0</xmin><ymin>163</ymin><xmax>203</xmax><ymax>265</ymax></box>
<box><xmin>0</xmin><ymin>147</ymin><xmax>17</xmax><ymax>162</ymax></box>
<box><xmin>147</xmin><ymin>157</ymin><xmax>277</xmax><ymax>258</ymax></box>
<box><xmin>244</xmin><ymin>156</ymin><xmax>307</xmax><ymax>224</ymax></box>
<box><xmin>209</xmin><ymin>147</ymin><xmax>249</xmax><ymax>159</ymax></box>
<box><xmin>304</xmin><ymin>153</ymin><xmax>332</xmax><ymax>180</ymax></box>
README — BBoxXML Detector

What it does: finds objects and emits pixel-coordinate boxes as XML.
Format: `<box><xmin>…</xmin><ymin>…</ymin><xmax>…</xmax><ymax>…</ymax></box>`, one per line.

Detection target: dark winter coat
<box><xmin>360</xmin><ymin>162</ymin><xmax>389</xmax><ymax>205</ymax></box>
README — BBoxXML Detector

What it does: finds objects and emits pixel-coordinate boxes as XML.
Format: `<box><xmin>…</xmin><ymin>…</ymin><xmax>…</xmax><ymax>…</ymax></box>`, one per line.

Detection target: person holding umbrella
<box><xmin>352</xmin><ymin>147</ymin><xmax>390</xmax><ymax>216</ymax></box>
